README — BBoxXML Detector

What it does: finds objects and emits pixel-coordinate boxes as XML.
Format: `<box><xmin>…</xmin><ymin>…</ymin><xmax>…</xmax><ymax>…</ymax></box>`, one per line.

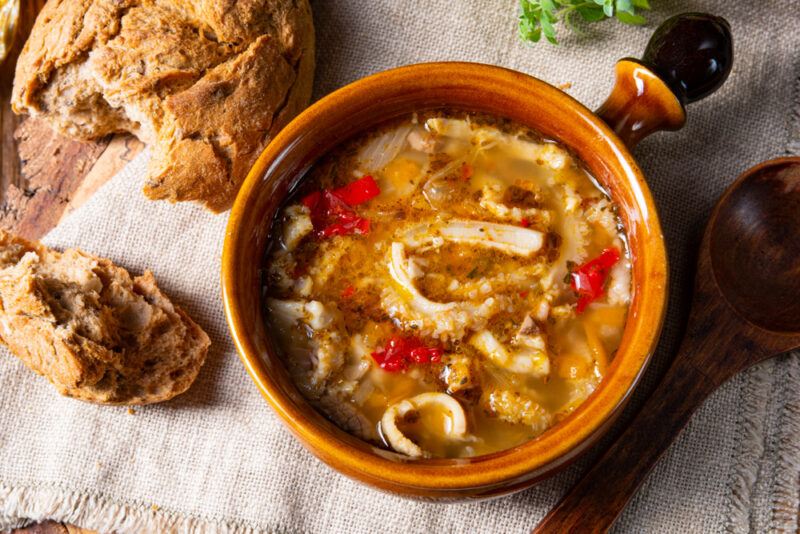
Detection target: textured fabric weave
<box><xmin>1</xmin><ymin>1</ymin><xmax>798</xmax><ymax>532</ymax></box>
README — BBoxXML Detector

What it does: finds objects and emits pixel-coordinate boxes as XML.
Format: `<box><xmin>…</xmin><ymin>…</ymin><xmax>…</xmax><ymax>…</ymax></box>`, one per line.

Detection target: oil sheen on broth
<box><xmin>265</xmin><ymin>112</ymin><xmax>631</xmax><ymax>458</ymax></box>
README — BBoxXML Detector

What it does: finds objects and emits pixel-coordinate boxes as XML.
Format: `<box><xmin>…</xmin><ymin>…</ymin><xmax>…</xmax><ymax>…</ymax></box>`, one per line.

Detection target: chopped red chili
<box><xmin>340</xmin><ymin>285</ymin><xmax>355</xmax><ymax>299</ymax></box>
<box><xmin>570</xmin><ymin>247</ymin><xmax>620</xmax><ymax>314</ymax></box>
<box><xmin>371</xmin><ymin>336</ymin><xmax>444</xmax><ymax>372</ymax></box>
<box><xmin>317</xmin><ymin>216</ymin><xmax>370</xmax><ymax>238</ymax></box>
<box><xmin>520</xmin><ymin>218</ymin><xmax>531</xmax><ymax>228</ymax></box>
<box><xmin>301</xmin><ymin>190</ymin><xmax>322</xmax><ymax>210</ymax></box>
<box><xmin>301</xmin><ymin>185</ymin><xmax>374</xmax><ymax>239</ymax></box>
<box><xmin>460</xmin><ymin>163</ymin><xmax>474</xmax><ymax>181</ymax></box>
<box><xmin>519</xmin><ymin>290</ymin><xmax>529</xmax><ymax>299</ymax></box>
<box><xmin>331</xmin><ymin>175</ymin><xmax>380</xmax><ymax>206</ymax></box>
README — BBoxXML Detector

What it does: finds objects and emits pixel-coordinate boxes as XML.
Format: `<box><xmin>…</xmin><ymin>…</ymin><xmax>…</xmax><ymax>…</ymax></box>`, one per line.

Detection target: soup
<box><xmin>264</xmin><ymin>112</ymin><xmax>631</xmax><ymax>458</ymax></box>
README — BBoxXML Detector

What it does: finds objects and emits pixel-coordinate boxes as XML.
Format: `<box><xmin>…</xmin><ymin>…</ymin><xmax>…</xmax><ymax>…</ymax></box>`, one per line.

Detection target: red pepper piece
<box><xmin>318</xmin><ymin>216</ymin><xmax>370</xmax><ymax>238</ymax></box>
<box><xmin>301</xmin><ymin>190</ymin><xmax>321</xmax><ymax>210</ymax></box>
<box><xmin>301</xmin><ymin>190</ymin><xmax>371</xmax><ymax>238</ymax></box>
<box><xmin>300</xmin><ymin>178</ymin><xmax>379</xmax><ymax>239</ymax></box>
<box><xmin>372</xmin><ymin>350</ymin><xmax>406</xmax><ymax>372</ymax></box>
<box><xmin>520</xmin><ymin>218</ymin><xmax>531</xmax><ymax>228</ymax></box>
<box><xmin>341</xmin><ymin>285</ymin><xmax>355</xmax><ymax>298</ymax></box>
<box><xmin>460</xmin><ymin>163</ymin><xmax>474</xmax><ymax>182</ymax></box>
<box><xmin>570</xmin><ymin>247</ymin><xmax>621</xmax><ymax>314</ymax></box>
<box><xmin>371</xmin><ymin>337</ymin><xmax>409</xmax><ymax>372</ymax></box>
<box><xmin>332</xmin><ymin>175</ymin><xmax>380</xmax><ymax>206</ymax></box>
<box><xmin>370</xmin><ymin>336</ymin><xmax>444</xmax><ymax>372</ymax></box>
<box><xmin>427</xmin><ymin>348</ymin><xmax>443</xmax><ymax>363</ymax></box>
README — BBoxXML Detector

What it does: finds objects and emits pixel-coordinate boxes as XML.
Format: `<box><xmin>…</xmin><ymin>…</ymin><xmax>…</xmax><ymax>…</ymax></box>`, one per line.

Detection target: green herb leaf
<box><xmin>540</xmin><ymin>0</ymin><xmax>557</xmax><ymax>12</ymax></box>
<box><xmin>576</xmin><ymin>5</ymin><xmax>606</xmax><ymax>22</ymax></box>
<box><xmin>615</xmin><ymin>10</ymin><xmax>647</xmax><ymax>24</ymax></box>
<box><xmin>539</xmin><ymin>14</ymin><xmax>558</xmax><ymax>44</ymax></box>
<box><xmin>518</xmin><ymin>0</ymin><xmax>651</xmax><ymax>46</ymax></box>
<box><xmin>615</xmin><ymin>0</ymin><xmax>634</xmax><ymax>14</ymax></box>
<box><xmin>519</xmin><ymin>15</ymin><xmax>542</xmax><ymax>42</ymax></box>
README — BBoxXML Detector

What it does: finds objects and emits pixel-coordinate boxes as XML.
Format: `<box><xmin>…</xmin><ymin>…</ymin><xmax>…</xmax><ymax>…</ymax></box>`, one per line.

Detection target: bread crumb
<box><xmin>557</xmin><ymin>82</ymin><xmax>573</xmax><ymax>90</ymax></box>
<box><xmin>151</xmin><ymin>504</ymin><xmax>160</xmax><ymax>512</ymax></box>
<box><xmin>127</xmin><ymin>407</ymin><xmax>136</xmax><ymax>415</ymax></box>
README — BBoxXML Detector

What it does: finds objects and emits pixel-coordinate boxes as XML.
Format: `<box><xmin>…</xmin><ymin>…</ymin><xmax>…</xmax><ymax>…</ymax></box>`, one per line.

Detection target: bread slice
<box><xmin>0</xmin><ymin>231</ymin><xmax>210</xmax><ymax>405</ymax></box>
<box><xmin>11</xmin><ymin>0</ymin><xmax>315</xmax><ymax>212</ymax></box>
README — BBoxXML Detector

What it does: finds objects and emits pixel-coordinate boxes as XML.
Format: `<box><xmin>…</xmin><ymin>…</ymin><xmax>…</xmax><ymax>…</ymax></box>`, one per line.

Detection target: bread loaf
<box><xmin>11</xmin><ymin>0</ymin><xmax>315</xmax><ymax>212</ymax></box>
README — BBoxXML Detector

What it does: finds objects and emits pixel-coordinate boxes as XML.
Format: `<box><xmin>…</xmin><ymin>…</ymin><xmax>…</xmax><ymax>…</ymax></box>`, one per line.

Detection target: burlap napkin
<box><xmin>1</xmin><ymin>1</ymin><xmax>798</xmax><ymax>532</ymax></box>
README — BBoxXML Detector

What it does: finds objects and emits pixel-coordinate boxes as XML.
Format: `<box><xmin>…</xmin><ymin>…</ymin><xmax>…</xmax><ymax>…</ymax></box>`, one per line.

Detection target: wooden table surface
<box><xmin>2</xmin><ymin>2</ymin><xmax>137</xmax><ymax>532</ymax></box>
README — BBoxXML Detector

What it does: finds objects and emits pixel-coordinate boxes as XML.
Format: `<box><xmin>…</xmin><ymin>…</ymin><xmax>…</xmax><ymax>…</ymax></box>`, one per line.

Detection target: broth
<box><xmin>264</xmin><ymin>112</ymin><xmax>631</xmax><ymax>458</ymax></box>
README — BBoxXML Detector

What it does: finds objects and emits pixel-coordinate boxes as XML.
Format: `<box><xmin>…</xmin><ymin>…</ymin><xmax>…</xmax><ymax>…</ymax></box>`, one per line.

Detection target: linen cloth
<box><xmin>1</xmin><ymin>1</ymin><xmax>799</xmax><ymax>532</ymax></box>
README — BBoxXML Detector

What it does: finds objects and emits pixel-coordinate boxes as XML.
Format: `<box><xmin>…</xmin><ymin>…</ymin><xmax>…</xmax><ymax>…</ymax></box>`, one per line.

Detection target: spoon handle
<box><xmin>532</xmin><ymin>355</ymin><xmax>718</xmax><ymax>534</ymax></box>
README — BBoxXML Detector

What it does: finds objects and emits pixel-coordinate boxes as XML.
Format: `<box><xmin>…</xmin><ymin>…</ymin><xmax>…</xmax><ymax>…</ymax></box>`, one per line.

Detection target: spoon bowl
<box><xmin>534</xmin><ymin>157</ymin><xmax>800</xmax><ymax>533</ymax></box>
<box><xmin>710</xmin><ymin>159</ymin><xmax>800</xmax><ymax>333</ymax></box>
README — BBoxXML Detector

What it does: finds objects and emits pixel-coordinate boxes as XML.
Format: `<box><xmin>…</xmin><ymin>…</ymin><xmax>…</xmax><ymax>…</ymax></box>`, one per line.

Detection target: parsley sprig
<box><xmin>519</xmin><ymin>0</ymin><xmax>650</xmax><ymax>45</ymax></box>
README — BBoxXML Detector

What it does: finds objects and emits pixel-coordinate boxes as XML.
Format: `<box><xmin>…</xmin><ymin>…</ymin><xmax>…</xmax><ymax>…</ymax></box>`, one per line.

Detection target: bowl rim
<box><xmin>222</xmin><ymin>61</ymin><xmax>668</xmax><ymax>492</ymax></box>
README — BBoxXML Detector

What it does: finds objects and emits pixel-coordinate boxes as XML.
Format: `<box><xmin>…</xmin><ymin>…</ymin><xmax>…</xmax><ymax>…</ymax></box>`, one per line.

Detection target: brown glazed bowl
<box><xmin>222</xmin><ymin>13</ymin><xmax>732</xmax><ymax>499</ymax></box>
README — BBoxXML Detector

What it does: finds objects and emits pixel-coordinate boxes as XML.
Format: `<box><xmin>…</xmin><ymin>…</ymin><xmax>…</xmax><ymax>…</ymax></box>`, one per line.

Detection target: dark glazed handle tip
<box><xmin>642</xmin><ymin>12</ymin><xmax>733</xmax><ymax>105</ymax></box>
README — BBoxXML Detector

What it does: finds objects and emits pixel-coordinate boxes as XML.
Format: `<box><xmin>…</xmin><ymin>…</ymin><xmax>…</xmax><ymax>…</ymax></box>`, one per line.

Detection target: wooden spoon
<box><xmin>534</xmin><ymin>157</ymin><xmax>800</xmax><ymax>533</ymax></box>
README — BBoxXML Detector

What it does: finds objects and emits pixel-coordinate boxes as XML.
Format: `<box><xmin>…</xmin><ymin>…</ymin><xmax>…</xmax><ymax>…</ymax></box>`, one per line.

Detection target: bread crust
<box><xmin>0</xmin><ymin>231</ymin><xmax>211</xmax><ymax>405</ymax></box>
<box><xmin>12</xmin><ymin>0</ymin><xmax>315</xmax><ymax>212</ymax></box>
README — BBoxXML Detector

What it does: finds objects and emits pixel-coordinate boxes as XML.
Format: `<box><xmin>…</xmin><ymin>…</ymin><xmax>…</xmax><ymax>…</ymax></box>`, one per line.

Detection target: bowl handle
<box><xmin>597</xmin><ymin>12</ymin><xmax>732</xmax><ymax>148</ymax></box>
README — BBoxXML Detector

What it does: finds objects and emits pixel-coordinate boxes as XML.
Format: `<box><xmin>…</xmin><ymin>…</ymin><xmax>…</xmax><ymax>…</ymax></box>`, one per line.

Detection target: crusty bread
<box><xmin>0</xmin><ymin>231</ymin><xmax>210</xmax><ymax>405</ymax></box>
<box><xmin>11</xmin><ymin>0</ymin><xmax>315</xmax><ymax>212</ymax></box>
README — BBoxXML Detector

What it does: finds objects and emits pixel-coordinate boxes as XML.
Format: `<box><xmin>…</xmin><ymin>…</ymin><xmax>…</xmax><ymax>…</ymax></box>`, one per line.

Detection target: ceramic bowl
<box><xmin>222</xmin><ymin>13</ymin><xmax>731</xmax><ymax>499</ymax></box>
